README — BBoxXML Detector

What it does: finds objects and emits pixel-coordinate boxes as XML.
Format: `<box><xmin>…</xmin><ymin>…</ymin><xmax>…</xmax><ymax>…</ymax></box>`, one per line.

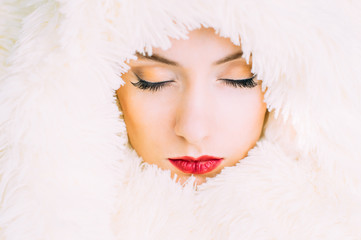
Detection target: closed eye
<box><xmin>131</xmin><ymin>73</ymin><xmax>174</xmax><ymax>92</ymax></box>
<box><xmin>131</xmin><ymin>73</ymin><xmax>258</xmax><ymax>91</ymax></box>
<box><xmin>219</xmin><ymin>75</ymin><xmax>258</xmax><ymax>88</ymax></box>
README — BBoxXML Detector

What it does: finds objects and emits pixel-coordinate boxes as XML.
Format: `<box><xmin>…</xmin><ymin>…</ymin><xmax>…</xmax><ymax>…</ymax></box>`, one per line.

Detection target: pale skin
<box><xmin>117</xmin><ymin>27</ymin><xmax>267</xmax><ymax>185</ymax></box>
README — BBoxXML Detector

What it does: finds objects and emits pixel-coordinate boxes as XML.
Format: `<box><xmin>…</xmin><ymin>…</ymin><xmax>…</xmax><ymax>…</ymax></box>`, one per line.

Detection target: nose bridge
<box><xmin>174</xmin><ymin>79</ymin><xmax>211</xmax><ymax>145</ymax></box>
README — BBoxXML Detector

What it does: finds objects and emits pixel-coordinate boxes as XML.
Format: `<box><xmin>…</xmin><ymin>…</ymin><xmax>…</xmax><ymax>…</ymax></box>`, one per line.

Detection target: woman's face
<box><xmin>117</xmin><ymin>28</ymin><xmax>267</xmax><ymax>185</ymax></box>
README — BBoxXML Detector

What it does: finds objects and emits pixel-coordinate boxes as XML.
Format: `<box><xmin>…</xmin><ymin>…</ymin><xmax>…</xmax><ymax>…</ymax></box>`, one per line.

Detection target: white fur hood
<box><xmin>1</xmin><ymin>0</ymin><xmax>361</xmax><ymax>239</ymax></box>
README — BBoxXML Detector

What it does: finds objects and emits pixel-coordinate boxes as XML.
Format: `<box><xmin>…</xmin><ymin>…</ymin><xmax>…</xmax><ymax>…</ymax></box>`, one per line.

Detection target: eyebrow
<box><xmin>135</xmin><ymin>51</ymin><xmax>244</xmax><ymax>66</ymax></box>
<box><xmin>214</xmin><ymin>51</ymin><xmax>244</xmax><ymax>65</ymax></box>
<box><xmin>136</xmin><ymin>53</ymin><xmax>179</xmax><ymax>66</ymax></box>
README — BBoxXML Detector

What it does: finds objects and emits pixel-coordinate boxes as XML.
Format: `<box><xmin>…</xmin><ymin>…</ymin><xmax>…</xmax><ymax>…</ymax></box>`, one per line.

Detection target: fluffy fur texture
<box><xmin>1</xmin><ymin>0</ymin><xmax>361</xmax><ymax>239</ymax></box>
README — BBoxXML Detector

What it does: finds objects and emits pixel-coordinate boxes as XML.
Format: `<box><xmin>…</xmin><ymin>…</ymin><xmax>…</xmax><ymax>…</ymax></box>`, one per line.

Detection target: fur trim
<box><xmin>1</xmin><ymin>0</ymin><xmax>361</xmax><ymax>239</ymax></box>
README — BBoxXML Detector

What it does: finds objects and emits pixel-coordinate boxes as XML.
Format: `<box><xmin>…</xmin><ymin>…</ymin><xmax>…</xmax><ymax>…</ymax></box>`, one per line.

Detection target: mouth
<box><xmin>168</xmin><ymin>155</ymin><xmax>224</xmax><ymax>174</ymax></box>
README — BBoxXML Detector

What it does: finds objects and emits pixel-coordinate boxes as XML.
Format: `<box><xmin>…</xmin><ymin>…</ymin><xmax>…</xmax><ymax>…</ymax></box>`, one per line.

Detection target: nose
<box><xmin>174</xmin><ymin>84</ymin><xmax>210</xmax><ymax>147</ymax></box>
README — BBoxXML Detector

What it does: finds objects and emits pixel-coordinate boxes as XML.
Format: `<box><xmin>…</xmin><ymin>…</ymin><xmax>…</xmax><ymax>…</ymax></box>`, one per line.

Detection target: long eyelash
<box><xmin>131</xmin><ymin>74</ymin><xmax>172</xmax><ymax>92</ymax></box>
<box><xmin>131</xmin><ymin>79</ymin><xmax>167</xmax><ymax>91</ymax></box>
<box><xmin>220</xmin><ymin>75</ymin><xmax>258</xmax><ymax>88</ymax></box>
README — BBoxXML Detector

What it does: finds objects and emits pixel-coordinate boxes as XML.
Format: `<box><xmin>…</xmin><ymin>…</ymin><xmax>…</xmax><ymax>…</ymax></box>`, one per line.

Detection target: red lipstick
<box><xmin>168</xmin><ymin>155</ymin><xmax>223</xmax><ymax>174</ymax></box>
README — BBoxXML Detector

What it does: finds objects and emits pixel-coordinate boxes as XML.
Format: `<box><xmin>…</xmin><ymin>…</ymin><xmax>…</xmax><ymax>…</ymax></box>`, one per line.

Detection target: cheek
<box><xmin>117</xmin><ymin>87</ymin><xmax>175</xmax><ymax>161</ymax></box>
<box><xmin>215</xmin><ymin>87</ymin><xmax>266</xmax><ymax>146</ymax></box>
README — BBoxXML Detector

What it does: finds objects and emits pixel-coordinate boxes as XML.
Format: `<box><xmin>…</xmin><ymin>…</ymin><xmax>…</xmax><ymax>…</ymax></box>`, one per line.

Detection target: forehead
<box><xmin>150</xmin><ymin>28</ymin><xmax>243</xmax><ymax>66</ymax></box>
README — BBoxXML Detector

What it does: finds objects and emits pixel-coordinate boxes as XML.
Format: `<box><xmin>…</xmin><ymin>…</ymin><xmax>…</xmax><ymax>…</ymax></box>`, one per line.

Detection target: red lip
<box><xmin>168</xmin><ymin>155</ymin><xmax>223</xmax><ymax>174</ymax></box>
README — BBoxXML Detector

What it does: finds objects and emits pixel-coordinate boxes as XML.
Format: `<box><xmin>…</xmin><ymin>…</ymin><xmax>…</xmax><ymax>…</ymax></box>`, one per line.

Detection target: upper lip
<box><xmin>168</xmin><ymin>155</ymin><xmax>223</xmax><ymax>162</ymax></box>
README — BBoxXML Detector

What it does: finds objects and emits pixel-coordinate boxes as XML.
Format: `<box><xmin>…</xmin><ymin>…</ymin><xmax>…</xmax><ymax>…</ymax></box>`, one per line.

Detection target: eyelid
<box><xmin>133</xmin><ymin>72</ymin><xmax>174</xmax><ymax>84</ymax></box>
<box><xmin>130</xmin><ymin>72</ymin><xmax>175</xmax><ymax>92</ymax></box>
<box><xmin>218</xmin><ymin>74</ymin><xmax>257</xmax><ymax>81</ymax></box>
<box><xmin>218</xmin><ymin>74</ymin><xmax>258</xmax><ymax>88</ymax></box>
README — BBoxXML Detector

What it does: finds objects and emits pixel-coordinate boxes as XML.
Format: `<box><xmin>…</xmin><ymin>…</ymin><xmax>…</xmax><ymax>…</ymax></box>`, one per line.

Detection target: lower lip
<box><xmin>168</xmin><ymin>158</ymin><xmax>223</xmax><ymax>174</ymax></box>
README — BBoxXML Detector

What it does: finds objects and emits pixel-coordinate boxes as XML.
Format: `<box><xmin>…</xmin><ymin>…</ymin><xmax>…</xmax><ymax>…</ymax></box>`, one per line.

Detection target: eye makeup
<box><xmin>130</xmin><ymin>69</ymin><xmax>258</xmax><ymax>92</ymax></box>
<box><xmin>128</xmin><ymin>49</ymin><xmax>259</xmax><ymax>92</ymax></box>
<box><xmin>218</xmin><ymin>74</ymin><xmax>258</xmax><ymax>88</ymax></box>
<box><xmin>131</xmin><ymin>72</ymin><xmax>174</xmax><ymax>92</ymax></box>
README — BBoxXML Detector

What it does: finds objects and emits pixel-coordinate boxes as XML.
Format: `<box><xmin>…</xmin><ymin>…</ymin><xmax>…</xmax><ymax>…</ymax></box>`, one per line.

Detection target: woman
<box><xmin>117</xmin><ymin>27</ymin><xmax>267</xmax><ymax>185</ymax></box>
<box><xmin>1</xmin><ymin>0</ymin><xmax>361</xmax><ymax>239</ymax></box>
